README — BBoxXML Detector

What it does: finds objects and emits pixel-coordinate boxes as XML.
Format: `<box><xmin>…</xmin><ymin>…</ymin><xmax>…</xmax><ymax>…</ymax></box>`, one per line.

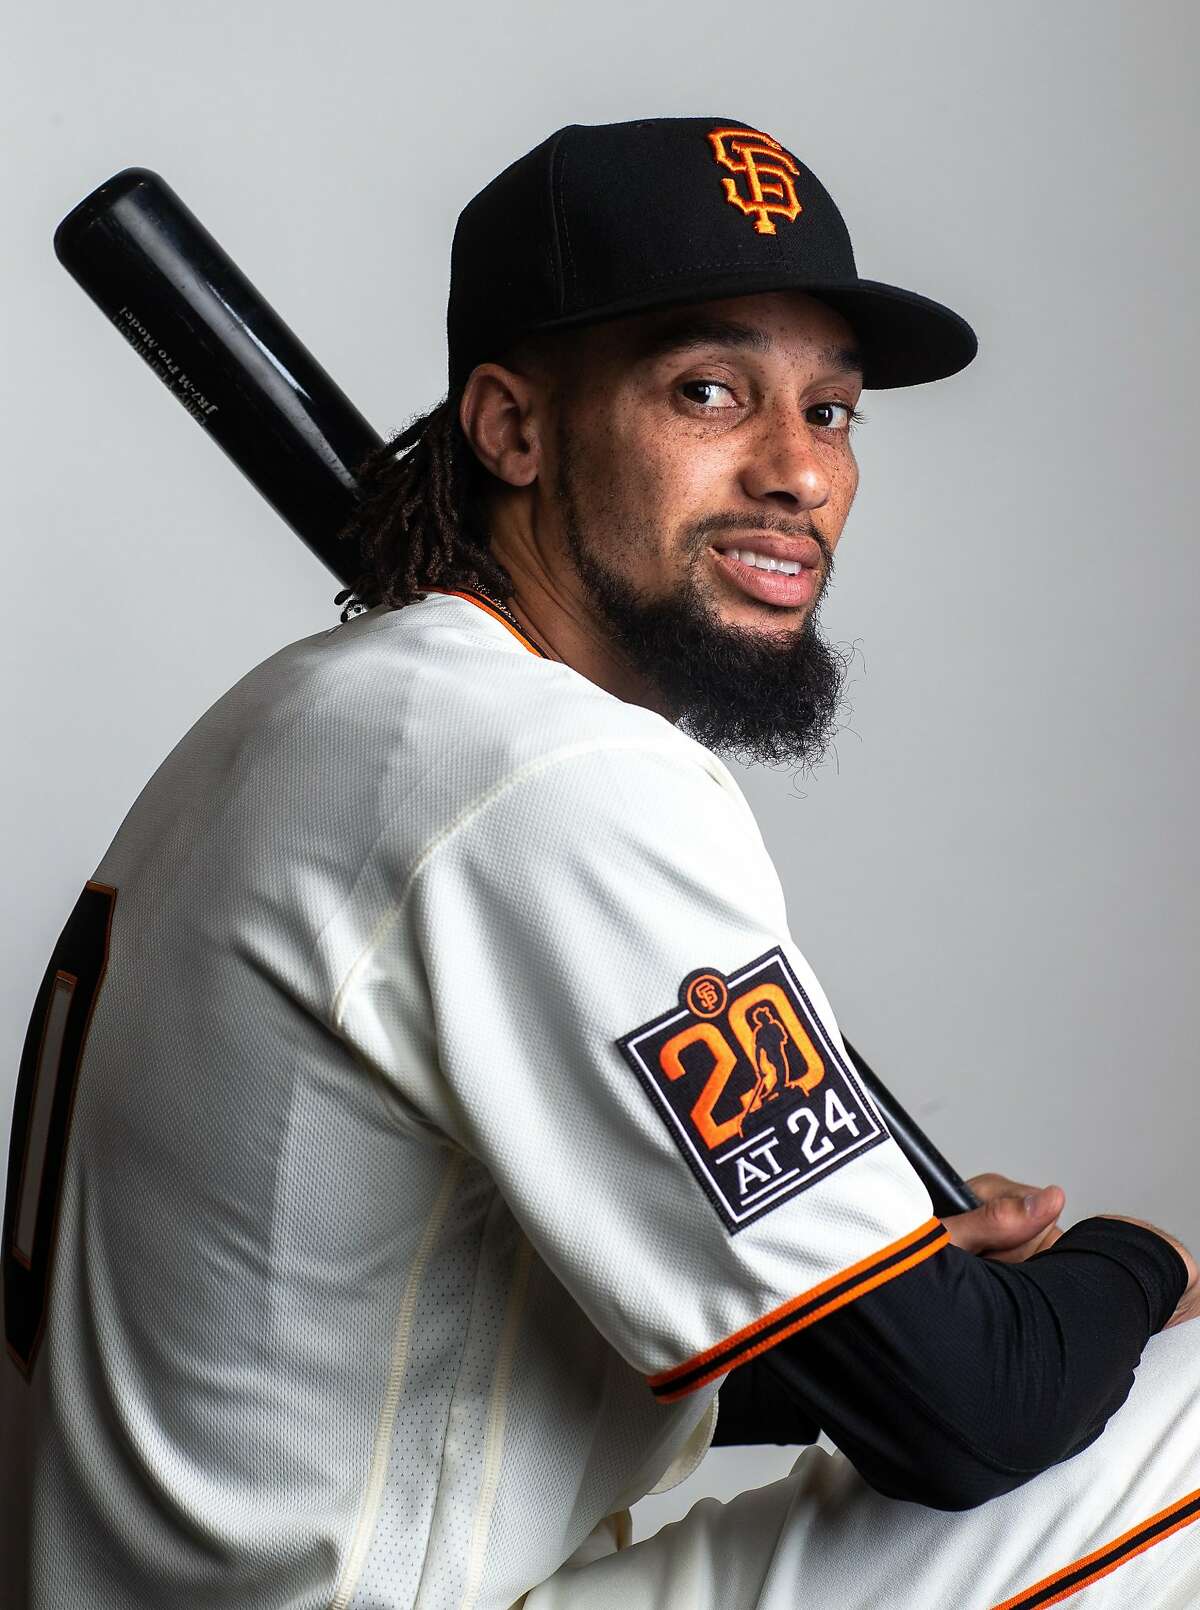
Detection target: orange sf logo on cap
<box><xmin>707</xmin><ymin>127</ymin><xmax>803</xmax><ymax>236</ymax></box>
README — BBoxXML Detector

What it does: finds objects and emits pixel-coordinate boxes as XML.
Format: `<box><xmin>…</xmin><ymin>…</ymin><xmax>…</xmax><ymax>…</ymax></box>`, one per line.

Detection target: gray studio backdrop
<box><xmin>4</xmin><ymin>0</ymin><xmax>1196</xmax><ymax>1539</ymax></box>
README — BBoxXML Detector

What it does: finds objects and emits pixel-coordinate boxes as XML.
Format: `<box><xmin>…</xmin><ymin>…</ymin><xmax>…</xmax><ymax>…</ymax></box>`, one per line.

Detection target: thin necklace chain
<box><xmin>468</xmin><ymin>585</ymin><xmax>551</xmax><ymax>658</ymax></box>
<box><xmin>335</xmin><ymin>582</ymin><xmax>547</xmax><ymax>656</ymax></box>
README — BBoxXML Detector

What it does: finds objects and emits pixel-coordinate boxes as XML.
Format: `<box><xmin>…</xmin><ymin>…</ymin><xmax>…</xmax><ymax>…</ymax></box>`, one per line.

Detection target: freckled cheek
<box><xmin>619</xmin><ymin>435</ymin><xmax>704</xmax><ymax>518</ymax></box>
<box><xmin>623</xmin><ymin>452</ymin><xmax>709</xmax><ymax>580</ymax></box>
<box><xmin>827</xmin><ymin>456</ymin><xmax>859</xmax><ymax>548</ymax></box>
<box><xmin>652</xmin><ymin>439</ymin><xmax>734</xmax><ymax>517</ymax></box>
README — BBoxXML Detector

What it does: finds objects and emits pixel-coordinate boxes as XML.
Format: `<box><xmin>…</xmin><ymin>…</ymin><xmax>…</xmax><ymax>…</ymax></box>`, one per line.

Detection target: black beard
<box><xmin>554</xmin><ymin>440</ymin><xmax>850</xmax><ymax>770</ymax></box>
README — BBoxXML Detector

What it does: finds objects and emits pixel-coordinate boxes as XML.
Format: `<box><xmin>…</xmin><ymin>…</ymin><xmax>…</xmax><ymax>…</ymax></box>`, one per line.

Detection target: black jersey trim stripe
<box><xmin>648</xmin><ymin>1218</ymin><xmax>948</xmax><ymax>1401</ymax></box>
<box><xmin>991</xmin><ymin>1487</ymin><xmax>1200</xmax><ymax>1609</ymax></box>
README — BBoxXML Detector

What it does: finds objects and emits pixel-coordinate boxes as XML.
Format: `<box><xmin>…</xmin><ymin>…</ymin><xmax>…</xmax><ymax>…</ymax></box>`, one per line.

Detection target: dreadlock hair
<box><xmin>334</xmin><ymin>392</ymin><xmax>515</xmax><ymax>622</ymax></box>
<box><xmin>335</xmin><ymin>324</ymin><xmax>581</xmax><ymax>622</ymax></box>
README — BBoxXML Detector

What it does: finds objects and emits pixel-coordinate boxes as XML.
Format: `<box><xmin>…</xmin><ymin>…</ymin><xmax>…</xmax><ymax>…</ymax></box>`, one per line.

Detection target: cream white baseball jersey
<box><xmin>1</xmin><ymin>590</ymin><xmax>941</xmax><ymax>1608</ymax></box>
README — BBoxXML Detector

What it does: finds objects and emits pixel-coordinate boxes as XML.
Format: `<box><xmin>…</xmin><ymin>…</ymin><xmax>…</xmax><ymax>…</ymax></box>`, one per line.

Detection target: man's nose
<box><xmin>738</xmin><ymin>404</ymin><xmax>831</xmax><ymax>510</ymax></box>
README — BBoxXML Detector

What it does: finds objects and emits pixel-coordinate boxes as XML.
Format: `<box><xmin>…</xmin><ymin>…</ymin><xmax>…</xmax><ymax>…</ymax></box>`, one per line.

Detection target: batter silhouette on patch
<box><xmin>746</xmin><ymin>1002</ymin><xmax>800</xmax><ymax>1119</ymax></box>
<box><xmin>618</xmin><ymin>947</ymin><xmax>888</xmax><ymax>1231</ymax></box>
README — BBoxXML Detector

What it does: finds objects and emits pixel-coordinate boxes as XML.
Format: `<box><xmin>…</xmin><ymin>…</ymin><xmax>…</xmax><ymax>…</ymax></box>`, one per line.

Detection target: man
<box><xmin>3</xmin><ymin>118</ymin><xmax>1199</xmax><ymax>1608</ymax></box>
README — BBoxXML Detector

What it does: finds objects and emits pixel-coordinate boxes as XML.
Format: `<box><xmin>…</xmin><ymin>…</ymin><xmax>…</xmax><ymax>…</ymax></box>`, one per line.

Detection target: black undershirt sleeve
<box><xmin>711</xmin><ymin>1217</ymin><xmax>1187</xmax><ymax>1511</ymax></box>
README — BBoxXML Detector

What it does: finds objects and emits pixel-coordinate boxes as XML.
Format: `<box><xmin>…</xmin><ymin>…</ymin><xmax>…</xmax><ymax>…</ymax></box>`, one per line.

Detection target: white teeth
<box><xmin>729</xmin><ymin>548</ymin><xmax>802</xmax><ymax>576</ymax></box>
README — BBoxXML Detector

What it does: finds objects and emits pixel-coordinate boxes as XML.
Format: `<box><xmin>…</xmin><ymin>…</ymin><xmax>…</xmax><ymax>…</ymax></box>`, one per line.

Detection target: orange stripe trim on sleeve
<box><xmin>648</xmin><ymin>1217</ymin><xmax>948</xmax><ymax>1402</ymax></box>
<box><xmin>651</xmin><ymin>1217</ymin><xmax>942</xmax><ymax>1385</ymax></box>
<box><xmin>990</xmin><ymin>1486</ymin><xmax>1200</xmax><ymax>1610</ymax></box>
<box><xmin>424</xmin><ymin>587</ymin><xmax>548</xmax><ymax>658</ymax></box>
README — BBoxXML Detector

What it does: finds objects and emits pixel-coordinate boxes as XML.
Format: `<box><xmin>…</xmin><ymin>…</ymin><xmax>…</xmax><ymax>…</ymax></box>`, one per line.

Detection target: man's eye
<box><xmin>679</xmin><ymin>379</ymin><xmax>739</xmax><ymax>409</ymax></box>
<box><xmin>807</xmin><ymin>401</ymin><xmax>859</xmax><ymax>431</ymax></box>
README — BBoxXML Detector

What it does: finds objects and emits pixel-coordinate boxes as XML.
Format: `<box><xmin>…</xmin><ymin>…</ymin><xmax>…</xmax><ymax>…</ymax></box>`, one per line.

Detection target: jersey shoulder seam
<box><xmin>330</xmin><ymin>735</ymin><xmax>733</xmax><ymax>1035</ymax></box>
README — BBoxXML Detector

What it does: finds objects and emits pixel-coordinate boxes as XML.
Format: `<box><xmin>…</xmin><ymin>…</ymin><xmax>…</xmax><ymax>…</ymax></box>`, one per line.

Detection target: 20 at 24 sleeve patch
<box><xmin>617</xmin><ymin>949</ymin><xmax>887</xmax><ymax>1232</ymax></box>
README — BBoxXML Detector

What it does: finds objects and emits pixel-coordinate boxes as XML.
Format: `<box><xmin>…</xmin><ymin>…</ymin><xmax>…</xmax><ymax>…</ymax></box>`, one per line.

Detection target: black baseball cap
<box><xmin>448</xmin><ymin>117</ymin><xmax>977</xmax><ymax>394</ymax></box>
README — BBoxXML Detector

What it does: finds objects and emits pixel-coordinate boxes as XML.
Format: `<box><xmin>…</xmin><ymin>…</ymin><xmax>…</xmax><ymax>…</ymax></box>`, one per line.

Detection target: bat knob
<box><xmin>334</xmin><ymin>588</ymin><xmax>368</xmax><ymax>623</ymax></box>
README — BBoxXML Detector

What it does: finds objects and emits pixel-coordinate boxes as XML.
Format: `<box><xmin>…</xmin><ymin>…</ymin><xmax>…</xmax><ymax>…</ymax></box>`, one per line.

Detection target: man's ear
<box><xmin>459</xmin><ymin>364</ymin><xmax>543</xmax><ymax>488</ymax></box>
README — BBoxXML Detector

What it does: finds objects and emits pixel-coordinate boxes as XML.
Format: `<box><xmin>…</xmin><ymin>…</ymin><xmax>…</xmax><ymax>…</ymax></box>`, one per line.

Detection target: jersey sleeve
<box><xmin>344</xmin><ymin>737</ymin><xmax>945</xmax><ymax>1398</ymax></box>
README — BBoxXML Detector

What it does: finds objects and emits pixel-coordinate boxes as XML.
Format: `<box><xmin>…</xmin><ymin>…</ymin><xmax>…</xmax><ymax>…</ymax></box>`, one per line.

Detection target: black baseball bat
<box><xmin>52</xmin><ymin>167</ymin><xmax>979</xmax><ymax>1219</ymax></box>
<box><xmin>53</xmin><ymin>167</ymin><xmax>380</xmax><ymax>568</ymax></box>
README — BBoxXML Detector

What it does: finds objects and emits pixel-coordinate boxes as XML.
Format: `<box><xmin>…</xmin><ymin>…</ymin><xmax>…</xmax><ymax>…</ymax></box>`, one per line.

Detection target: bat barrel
<box><xmin>54</xmin><ymin>168</ymin><xmax>383</xmax><ymax>584</ymax></box>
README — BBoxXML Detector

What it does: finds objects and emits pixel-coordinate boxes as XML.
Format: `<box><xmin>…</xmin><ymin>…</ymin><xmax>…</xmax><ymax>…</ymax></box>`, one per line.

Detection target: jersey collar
<box><xmin>423</xmin><ymin>587</ymin><xmax>550</xmax><ymax>659</ymax></box>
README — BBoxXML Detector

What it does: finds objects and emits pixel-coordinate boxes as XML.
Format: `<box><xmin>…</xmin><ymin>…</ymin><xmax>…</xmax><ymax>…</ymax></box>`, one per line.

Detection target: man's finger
<box><xmin>945</xmin><ymin>1185</ymin><xmax>1065</xmax><ymax>1257</ymax></box>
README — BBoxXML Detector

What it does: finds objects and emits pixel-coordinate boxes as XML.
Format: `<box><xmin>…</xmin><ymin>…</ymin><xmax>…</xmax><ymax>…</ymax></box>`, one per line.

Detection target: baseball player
<box><xmin>4</xmin><ymin>117</ymin><xmax>1200</xmax><ymax>1609</ymax></box>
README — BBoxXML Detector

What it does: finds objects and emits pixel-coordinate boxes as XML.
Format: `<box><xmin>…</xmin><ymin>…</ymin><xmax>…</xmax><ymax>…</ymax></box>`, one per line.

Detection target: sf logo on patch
<box><xmin>617</xmin><ymin>948</ymin><xmax>886</xmax><ymax>1232</ymax></box>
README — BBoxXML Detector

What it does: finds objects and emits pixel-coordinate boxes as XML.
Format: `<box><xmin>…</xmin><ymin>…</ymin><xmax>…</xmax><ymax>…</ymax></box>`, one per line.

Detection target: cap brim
<box><xmin>525</xmin><ymin>272</ymin><xmax>977</xmax><ymax>390</ymax></box>
<box><xmin>794</xmin><ymin>280</ymin><xmax>978</xmax><ymax>389</ymax></box>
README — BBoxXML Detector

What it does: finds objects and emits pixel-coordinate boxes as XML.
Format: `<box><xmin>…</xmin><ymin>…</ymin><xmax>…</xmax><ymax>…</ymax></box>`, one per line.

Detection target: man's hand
<box><xmin>945</xmin><ymin>1177</ymin><xmax>1200</xmax><ymax>1328</ymax></box>
<box><xmin>944</xmin><ymin>1173</ymin><xmax>1065</xmax><ymax>1264</ymax></box>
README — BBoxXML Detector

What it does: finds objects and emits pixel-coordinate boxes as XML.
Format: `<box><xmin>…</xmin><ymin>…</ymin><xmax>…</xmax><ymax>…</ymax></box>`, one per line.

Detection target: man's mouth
<box><xmin>723</xmin><ymin>547</ymin><xmax>805</xmax><ymax>575</ymax></box>
<box><xmin>710</xmin><ymin>534</ymin><xmax>823</xmax><ymax>609</ymax></box>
